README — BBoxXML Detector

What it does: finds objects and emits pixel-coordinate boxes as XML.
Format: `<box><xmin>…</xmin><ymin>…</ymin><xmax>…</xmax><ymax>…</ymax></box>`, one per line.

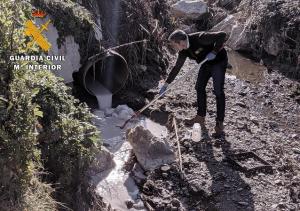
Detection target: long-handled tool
<box><xmin>118</xmin><ymin>58</ymin><xmax>208</xmax><ymax>129</ymax></box>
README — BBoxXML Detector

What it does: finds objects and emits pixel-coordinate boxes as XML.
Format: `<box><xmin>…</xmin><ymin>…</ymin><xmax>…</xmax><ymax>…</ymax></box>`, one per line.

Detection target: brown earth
<box><xmin>136</xmin><ymin>56</ymin><xmax>300</xmax><ymax>211</ymax></box>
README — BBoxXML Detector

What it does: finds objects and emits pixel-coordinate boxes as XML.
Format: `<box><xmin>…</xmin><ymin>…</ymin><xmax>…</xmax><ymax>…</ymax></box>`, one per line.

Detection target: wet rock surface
<box><xmin>127</xmin><ymin>125</ymin><xmax>176</xmax><ymax>171</ymax></box>
<box><xmin>87</xmin><ymin>146</ymin><xmax>115</xmax><ymax>177</ymax></box>
<box><xmin>137</xmin><ymin>57</ymin><xmax>300</xmax><ymax>210</ymax></box>
<box><xmin>215</xmin><ymin>0</ymin><xmax>299</xmax><ymax>74</ymax></box>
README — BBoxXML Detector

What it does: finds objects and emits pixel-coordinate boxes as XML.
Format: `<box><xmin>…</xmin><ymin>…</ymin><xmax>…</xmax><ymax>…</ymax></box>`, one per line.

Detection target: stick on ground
<box><xmin>173</xmin><ymin>116</ymin><xmax>183</xmax><ymax>174</ymax></box>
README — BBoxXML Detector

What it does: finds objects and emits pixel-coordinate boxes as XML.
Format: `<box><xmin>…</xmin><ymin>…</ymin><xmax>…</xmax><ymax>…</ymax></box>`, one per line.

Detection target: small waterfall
<box><xmin>85</xmin><ymin>75</ymin><xmax>112</xmax><ymax>110</ymax></box>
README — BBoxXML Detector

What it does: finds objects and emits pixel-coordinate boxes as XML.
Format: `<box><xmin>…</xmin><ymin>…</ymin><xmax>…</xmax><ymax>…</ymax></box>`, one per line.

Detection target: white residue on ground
<box><xmin>92</xmin><ymin>104</ymin><xmax>167</xmax><ymax>210</ymax></box>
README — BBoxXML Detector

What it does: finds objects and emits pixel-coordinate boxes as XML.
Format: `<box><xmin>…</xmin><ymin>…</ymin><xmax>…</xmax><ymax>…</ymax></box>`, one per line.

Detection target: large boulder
<box><xmin>212</xmin><ymin>0</ymin><xmax>300</xmax><ymax>71</ymax></box>
<box><xmin>212</xmin><ymin>14</ymin><xmax>250</xmax><ymax>51</ymax></box>
<box><xmin>87</xmin><ymin>147</ymin><xmax>115</xmax><ymax>177</ymax></box>
<box><xmin>171</xmin><ymin>0</ymin><xmax>208</xmax><ymax>19</ymax></box>
<box><xmin>126</xmin><ymin>125</ymin><xmax>175</xmax><ymax>171</ymax></box>
<box><xmin>264</xmin><ymin>34</ymin><xmax>281</xmax><ymax>56</ymax></box>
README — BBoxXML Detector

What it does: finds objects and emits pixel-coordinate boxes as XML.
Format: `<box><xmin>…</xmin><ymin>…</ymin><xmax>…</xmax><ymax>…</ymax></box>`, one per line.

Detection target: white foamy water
<box><xmin>92</xmin><ymin>105</ymin><xmax>168</xmax><ymax>210</ymax></box>
<box><xmin>86</xmin><ymin>79</ymin><xmax>112</xmax><ymax>110</ymax></box>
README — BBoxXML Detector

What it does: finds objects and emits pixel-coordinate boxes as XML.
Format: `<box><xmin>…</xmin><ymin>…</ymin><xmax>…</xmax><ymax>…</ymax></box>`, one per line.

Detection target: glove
<box><xmin>205</xmin><ymin>52</ymin><xmax>216</xmax><ymax>61</ymax></box>
<box><xmin>159</xmin><ymin>83</ymin><xmax>168</xmax><ymax>96</ymax></box>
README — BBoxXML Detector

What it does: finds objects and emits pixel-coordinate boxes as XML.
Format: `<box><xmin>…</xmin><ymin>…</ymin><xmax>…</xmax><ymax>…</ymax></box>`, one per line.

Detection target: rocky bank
<box><xmin>169</xmin><ymin>0</ymin><xmax>300</xmax><ymax>79</ymax></box>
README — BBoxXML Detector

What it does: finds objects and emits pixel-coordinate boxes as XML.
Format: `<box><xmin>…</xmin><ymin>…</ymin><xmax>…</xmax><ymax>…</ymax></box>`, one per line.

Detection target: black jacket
<box><xmin>166</xmin><ymin>31</ymin><xmax>227</xmax><ymax>84</ymax></box>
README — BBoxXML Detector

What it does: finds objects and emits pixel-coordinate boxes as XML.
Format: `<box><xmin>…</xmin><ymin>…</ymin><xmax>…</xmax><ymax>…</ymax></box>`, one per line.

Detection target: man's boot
<box><xmin>214</xmin><ymin>121</ymin><xmax>225</xmax><ymax>137</ymax></box>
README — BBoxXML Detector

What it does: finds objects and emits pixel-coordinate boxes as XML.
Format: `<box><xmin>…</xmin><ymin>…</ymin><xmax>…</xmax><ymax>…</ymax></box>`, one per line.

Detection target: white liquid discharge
<box><xmin>86</xmin><ymin>79</ymin><xmax>113</xmax><ymax>110</ymax></box>
<box><xmin>91</xmin><ymin>106</ymin><xmax>168</xmax><ymax>210</ymax></box>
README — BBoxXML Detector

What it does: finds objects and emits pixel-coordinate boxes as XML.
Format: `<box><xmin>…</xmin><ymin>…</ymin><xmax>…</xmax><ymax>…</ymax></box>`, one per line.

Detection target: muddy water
<box><xmin>227</xmin><ymin>50</ymin><xmax>266</xmax><ymax>83</ymax></box>
<box><xmin>92</xmin><ymin>107</ymin><xmax>168</xmax><ymax>210</ymax></box>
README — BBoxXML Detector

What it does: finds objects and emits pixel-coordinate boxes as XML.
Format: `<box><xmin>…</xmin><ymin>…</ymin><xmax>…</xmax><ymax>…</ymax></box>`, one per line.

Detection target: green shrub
<box><xmin>0</xmin><ymin>0</ymin><xmax>101</xmax><ymax>209</ymax></box>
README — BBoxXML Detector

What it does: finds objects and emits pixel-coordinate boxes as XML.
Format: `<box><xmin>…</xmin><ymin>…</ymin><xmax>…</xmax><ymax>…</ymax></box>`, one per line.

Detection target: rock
<box><xmin>115</xmin><ymin>104</ymin><xmax>134</xmax><ymax>114</ymax></box>
<box><xmin>273</xmin><ymin>203</ymin><xmax>287</xmax><ymax>209</ymax></box>
<box><xmin>264</xmin><ymin>34</ymin><xmax>280</xmax><ymax>56</ymax></box>
<box><xmin>161</xmin><ymin>165</ymin><xmax>171</xmax><ymax>171</ymax></box>
<box><xmin>238</xmin><ymin>91</ymin><xmax>247</xmax><ymax>97</ymax></box>
<box><xmin>93</xmin><ymin>110</ymin><xmax>105</xmax><ymax>119</ymax></box>
<box><xmin>114</xmin><ymin>104</ymin><xmax>135</xmax><ymax>120</ymax></box>
<box><xmin>117</xmin><ymin>109</ymin><xmax>132</xmax><ymax>120</ymax></box>
<box><xmin>171</xmin><ymin>198</ymin><xmax>181</xmax><ymax>208</ymax></box>
<box><xmin>224</xmin><ymin>184</ymin><xmax>231</xmax><ymax>188</ymax></box>
<box><xmin>235</xmin><ymin>102</ymin><xmax>247</xmax><ymax>108</ymax></box>
<box><xmin>237</xmin><ymin>201</ymin><xmax>249</xmax><ymax>206</ymax></box>
<box><xmin>112</xmin><ymin>112</ymin><xmax>118</xmax><ymax>118</ymax></box>
<box><xmin>88</xmin><ymin>147</ymin><xmax>115</xmax><ymax>176</ymax></box>
<box><xmin>212</xmin><ymin>14</ymin><xmax>250</xmax><ymax>51</ymax></box>
<box><xmin>269</xmin><ymin>121</ymin><xmax>278</xmax><ymax>129</ymax></box>
<box><xmin>272</xmin><ymin>79</ymin><xmax>280</xmax><ymax>85</ymax></box>
<box><xmin>112</xmin><ymin>105</ymin><xmax>134</xmax><ymax>120</ymax></box>
<box><xmin>292</xmin><ymin>148</ymin><xmax>300</xmax><ymax>154</ymax></box>
<box><xmin>171</xmin><ymin>0</ymin><xmax>208</xmax><ymax>19</ymax></box>
<box><xmin>217</xmin><ymin>0</ymin><xmax>241</xmax><ymax>10</ymax></box>
<box><xmin>125</xmin><ymin>200</ymin><xmax>134</xmax><ymax>209</ymax></box>
<box><xmin>214</xmin><ymin>172</ymin><xmax>226</xmax><ymax>181</ymax></box>
<box><xmin>250</xmin><ymin>116</ymin><xmax>259</xmax><ymax>126</ymax></box>
<box><xmin>210</xmin><ymin>7</ymin><xmax>228</xmax><ymax>26</ymax></box>
<box><xmin>132</xmin><ymin>163</ymin><xmax>147</xmax><ymax>184</ymax></box>
<box><xmin>104</xmin><ymin>108</ymin><xmax>114</xmax><ymax>117</ymax></box>
<box><xmin>181</xmin><ymin>24</ymin><xmax>198</xmax><ymax>33</ymax></box>
<box><xmin>211</xmin><ymin>14</ymin><xmax>236</xmax><ymax>35</ymax></box>
<box><xmin>126</xmin><ymin>125</ymin><xmax>175</xmax><ymax>170</ymax></box>
<box><xmin>132</xmin><ymin>199</ymin><xmax>146</xmax><ymax>209</ymax></box>
<box><xmin>188</xmin><ymin>178</ymin><xmax>211</xmax><ymax>196</ymax></box>
<box><xmin>275</xmin><ymin>179</ymin><xmax>283</xmax><ymax>185</ymax></box>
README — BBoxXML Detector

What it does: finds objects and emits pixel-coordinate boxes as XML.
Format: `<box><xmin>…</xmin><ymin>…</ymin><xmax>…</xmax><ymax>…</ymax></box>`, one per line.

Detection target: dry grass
<box><xmin>22</xmin><ymin>175</ymin><xmax>61</xmax><ymax>211</ymax></box>
<box><xmin>0</xmin><ymin>167</ymin><xmax>62</xmax><ymax>211</ymax></box>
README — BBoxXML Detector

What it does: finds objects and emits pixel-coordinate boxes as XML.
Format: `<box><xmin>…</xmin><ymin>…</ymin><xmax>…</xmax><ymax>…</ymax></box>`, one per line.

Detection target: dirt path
<box><xmin>140</xmin><ymin>56</ymin><xmax>300</xmax><ymax>210</ymax></box>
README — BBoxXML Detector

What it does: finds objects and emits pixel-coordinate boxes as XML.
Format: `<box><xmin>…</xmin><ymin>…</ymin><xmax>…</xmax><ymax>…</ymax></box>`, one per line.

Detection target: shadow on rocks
<box><xmin>193</xmin><ymin>135</ymin><xmax>255</xmax><ymax>211</ymax></box>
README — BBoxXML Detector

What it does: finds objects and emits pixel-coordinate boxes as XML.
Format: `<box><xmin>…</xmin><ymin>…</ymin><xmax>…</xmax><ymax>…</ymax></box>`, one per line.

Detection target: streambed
<box><xmin>91</xmin><ymin>105</ymin><xmax>168</xmax><ymax>210</ymax></box>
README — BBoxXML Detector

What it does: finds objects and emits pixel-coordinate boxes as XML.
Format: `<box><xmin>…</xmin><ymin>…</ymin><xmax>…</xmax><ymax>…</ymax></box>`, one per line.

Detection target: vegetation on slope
<box><xmin>0</xmin><ymin>0</ymin><xmax>101</xmax><ymax>210</ymax></box>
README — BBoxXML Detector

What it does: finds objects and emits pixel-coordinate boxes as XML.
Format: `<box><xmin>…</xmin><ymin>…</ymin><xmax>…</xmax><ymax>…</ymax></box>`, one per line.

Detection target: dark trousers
<box><xmin>195</xmin><ymin>59</ymin><xmax>228</xmax><ymax>122</ymax></box>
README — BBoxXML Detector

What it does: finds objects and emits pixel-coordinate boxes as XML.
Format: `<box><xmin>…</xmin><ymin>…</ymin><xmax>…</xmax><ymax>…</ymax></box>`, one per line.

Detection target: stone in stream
<box><xmin>126</xmin><ymin>125</ymin><xmax>175</xmax><ymax>171</ymax></box>
<box><xmin>87</xmin><ymin>147</ymin><xmax>115</xmax><ymax>177</ymax></box>
<box><xmin>114</xmin><ymin>105</ymin><xmax>135</xmax><ymax>120</ymax></box>
<box><xmin>104</xmin><ymin>108</ymin><xmax>114</xmax><ymax>117</ymax></box>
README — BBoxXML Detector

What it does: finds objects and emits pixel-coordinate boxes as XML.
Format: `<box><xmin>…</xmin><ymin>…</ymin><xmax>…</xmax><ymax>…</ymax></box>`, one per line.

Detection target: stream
<box><xmin>91</xmin><ymin>105</ymin><xmax>167</xmax><ymax>210</ymax></box>
<box><xmin>89</xmin><ymin>50</ymin><xmax>266</xmax><ymax>210</ymax></box>
<box><xmin>227</xmin><ymin>49</ymin><xmax>266</xmax><ymax>83</ymax></box>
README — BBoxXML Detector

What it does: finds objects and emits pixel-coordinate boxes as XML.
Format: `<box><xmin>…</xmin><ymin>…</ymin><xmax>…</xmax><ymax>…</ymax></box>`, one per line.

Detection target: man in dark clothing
<box><xmin>159</xmin><ymin>29</ymin><xmax>228</xmax><ymax>137</ymax></box>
